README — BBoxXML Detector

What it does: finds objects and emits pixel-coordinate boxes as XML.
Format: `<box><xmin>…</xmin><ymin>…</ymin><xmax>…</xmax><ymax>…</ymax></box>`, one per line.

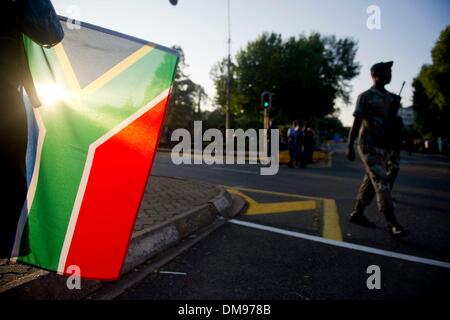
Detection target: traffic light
<box><xmin>261</xmin><ymin>91</ymin><xmax>271</xmax><ymax>109</ymax></box>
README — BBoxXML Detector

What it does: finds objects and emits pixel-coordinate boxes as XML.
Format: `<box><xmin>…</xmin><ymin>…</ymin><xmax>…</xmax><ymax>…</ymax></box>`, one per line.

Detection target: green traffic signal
<box><xmin>261</xmin><ymin>91</ymin><xmax>271</xmax><ymax>109</ymax></box>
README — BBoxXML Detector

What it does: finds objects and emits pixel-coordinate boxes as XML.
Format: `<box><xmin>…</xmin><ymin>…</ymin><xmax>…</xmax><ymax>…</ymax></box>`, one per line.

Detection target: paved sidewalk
<box><xmin>0</xmin><ymin>175</ymin><xmax>238</xmax><ymax>299</ymax></box>
<box><xmin>134</xmin><ymin>176</ymin><xmax>221</xmax><ymax>232</ymax></box>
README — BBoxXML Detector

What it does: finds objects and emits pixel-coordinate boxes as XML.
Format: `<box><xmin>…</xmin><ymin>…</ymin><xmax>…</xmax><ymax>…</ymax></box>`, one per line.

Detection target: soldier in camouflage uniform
<box><xmin>356</xmin><ymin>148</ymin><xmax>401</xmax><ymax>212</ymax></box>
<box><xmin>346</xmin><ymin>61</ymin><xmax>408</xmax><ymax>238</ymax></box>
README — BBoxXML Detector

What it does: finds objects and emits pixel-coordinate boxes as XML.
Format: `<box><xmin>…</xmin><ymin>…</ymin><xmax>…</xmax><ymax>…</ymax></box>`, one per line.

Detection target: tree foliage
<box><xmin>211</xmin><ymin>32</ymin><xmax>360</xmax><ymax>128</ymax></box>
<box><xmin>165</xmin><ymin>46</ymin><xmax>206</xmax><ymax>130</ymax></box>
<box><xmin>412</xmin><ymin>25</ymin><xmax>450</xmax><ymax>138</ymax></box>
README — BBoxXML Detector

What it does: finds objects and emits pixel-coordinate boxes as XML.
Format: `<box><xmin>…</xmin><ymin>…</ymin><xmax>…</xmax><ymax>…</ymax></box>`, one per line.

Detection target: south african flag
<box><xmin>11</xmin><ymin>17</ymin><xmax>178</xmax><ymax>280</ymax></box>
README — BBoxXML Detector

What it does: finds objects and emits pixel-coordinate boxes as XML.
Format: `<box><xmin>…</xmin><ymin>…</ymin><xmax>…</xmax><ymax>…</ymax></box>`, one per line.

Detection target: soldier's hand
<box><xmin>346</xmin><ymin>145</ymin><xmax>355</xmax><ymax>161</ymax></box>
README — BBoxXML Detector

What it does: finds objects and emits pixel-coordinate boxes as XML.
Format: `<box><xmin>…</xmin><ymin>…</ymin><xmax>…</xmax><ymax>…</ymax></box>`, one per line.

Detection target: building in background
<box><xmin>398</xmin><ymin>106</ymin><xmax>416</xmax><ymax>129</ymax></box>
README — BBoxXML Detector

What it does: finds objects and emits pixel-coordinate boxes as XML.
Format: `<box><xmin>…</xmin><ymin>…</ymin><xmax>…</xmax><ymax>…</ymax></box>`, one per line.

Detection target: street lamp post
<box><xmin>171</xmin><ymin>0</ymin><xmax>230</xmax><ymax>128</ymax></box>
<box><xmin>225</xmin><ymin>0</ymin><xmax>231</xmax><ymax>130</ymax></box>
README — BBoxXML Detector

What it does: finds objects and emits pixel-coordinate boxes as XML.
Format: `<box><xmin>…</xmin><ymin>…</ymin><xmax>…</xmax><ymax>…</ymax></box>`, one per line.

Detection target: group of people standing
<box><xmin>287</xmin><ymin>120</ymin><xmax>315</xmax><ymax>168</ymax></box>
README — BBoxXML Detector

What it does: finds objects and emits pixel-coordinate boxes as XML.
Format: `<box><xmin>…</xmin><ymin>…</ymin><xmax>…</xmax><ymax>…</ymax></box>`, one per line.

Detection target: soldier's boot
<box><xmin>382</xmin><ymin>209</ymin><xmax>409</xmax><ymax>238</ymax></box>
<box><xmin>349</xmin><ymin>201</ymin><xmax>376</xmax><ymax>228</ymax></box>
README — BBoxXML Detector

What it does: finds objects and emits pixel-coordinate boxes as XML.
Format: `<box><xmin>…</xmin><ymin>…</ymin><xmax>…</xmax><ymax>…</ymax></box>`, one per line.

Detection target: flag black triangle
<box><xmin>60</xmin><ymin>23</ymin><xmax>144</xmax><ymax>89</ymax></box>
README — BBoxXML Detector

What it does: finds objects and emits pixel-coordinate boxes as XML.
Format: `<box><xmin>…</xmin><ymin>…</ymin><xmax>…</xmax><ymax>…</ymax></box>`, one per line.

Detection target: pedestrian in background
<box><xmin>287</xmin><ymin>120</ymin><xmax>303</xmax><ymax>168</ymax></box>
<box><xmin>267</xmin><ymin>118</ymin><xmax>276</xmax><ymax>158</ymax></box>
<box><xmin>302</xmin><ymin>121</ymin><xmax>315</xmax><ymax>165</ymax></box>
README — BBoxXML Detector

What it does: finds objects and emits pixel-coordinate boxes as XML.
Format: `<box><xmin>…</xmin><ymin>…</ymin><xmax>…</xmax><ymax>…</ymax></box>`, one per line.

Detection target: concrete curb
<box><xmin>0</xmin><ymin>186</ymin><xmax>238</xmax><ymax>300</ymax></box>
<box><xmin>123</xmin><ymin>187</ymin><xmax>238</xmax><ymax>273</ymax></box>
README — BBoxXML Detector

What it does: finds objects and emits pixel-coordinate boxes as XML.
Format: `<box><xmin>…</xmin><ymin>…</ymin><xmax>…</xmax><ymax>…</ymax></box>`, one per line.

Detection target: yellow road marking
<box><xmin>227</xmin><ymin>188</ymin><xmax>316</xmax><ymax>216</ymax></box>
<box><xmin>227</xmin><ymin>186</ymin><xmax>342</xmax><ymax>240</ymax></box>
<box><xmin>54</xmin><ymin>44</ymin><xmax>81</xmax><ymax>92</ymax></box>
<box><xmin>246</xmin><ymin>201</ymin><xmax>316</xmax><ymax>215</ymax></box>
<box><xmin>228</xmin><ymin>186</ymin><xmax>328</xmax><ymax>201</ymax></box>
<box><xmin>82</xmin><ymin>44</ymin><xmax>154</xmax><ymax>94</ymax></box>
<box><xmin>322</xmin><ymin>199</ymin><xmax>342</xmax><ymax>241</ymax></box>
<box><xmin>227</xmin><ymin>188</ymin><xmax>256</xmax><ymax>204</ymax></box>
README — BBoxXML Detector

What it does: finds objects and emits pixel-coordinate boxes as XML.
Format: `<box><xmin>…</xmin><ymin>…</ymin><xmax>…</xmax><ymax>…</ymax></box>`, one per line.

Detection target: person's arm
<box><xmin>21</xmin><ymin>39</ymin><xmax>41</xmax><ymax>108</ymax></box>
<box><xmin>346</xmin><ymin>116</ymin><xmax>362</xmax><ymax>161</ymax></box>
<box><xmin>347</xmin><ymin>93</ymin><xmax>365</xmax><ymax>161</ymax></box>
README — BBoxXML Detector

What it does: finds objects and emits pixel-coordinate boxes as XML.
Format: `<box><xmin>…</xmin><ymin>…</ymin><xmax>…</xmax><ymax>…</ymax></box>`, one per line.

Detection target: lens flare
<box><xmin>35</xmin><ymin>84</ymin><xmax>69</xmax><ymax>105</ymax></box>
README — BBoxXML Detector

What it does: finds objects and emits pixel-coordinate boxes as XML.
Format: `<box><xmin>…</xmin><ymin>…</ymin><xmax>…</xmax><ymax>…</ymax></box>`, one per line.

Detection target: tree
<box><xmin>164</xmin><ymin>46</ymin><xmax>206</xmax><ymax>131</ymax></box>
<box><xmin>202</xmin><ymin>109</ymin><xmax>226</xmax><ymax>130</ymax></box>
<box><xmin>211</xmin><ymin>32</ymin><xmax>360</xmax><ymax>128</ymax></box>
<box><xmin>412</xmin><ymin>25</ymin><xmax>450</xmax><ymax>139</ymax></box>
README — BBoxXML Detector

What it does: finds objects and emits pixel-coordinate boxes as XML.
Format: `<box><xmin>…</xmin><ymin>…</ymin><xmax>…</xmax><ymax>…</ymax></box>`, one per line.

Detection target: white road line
<box><xmin>229</xmin><ymin>219</ymin><xmax>450</xmax><ymax>269</ymax></box>
<box><xmin>401</xmin><ymin>160</ymin><xmax>449</xmax><ymax>166</ymax></box>
<box><xmin>159</xmin><ymin>271</ymin><xmax>187</xmax><ymax>276</ymax></box>
<box><xmin>209</xmin><ymin>167</ymin><xmax>260</xmax><ymax>175</ymax></box>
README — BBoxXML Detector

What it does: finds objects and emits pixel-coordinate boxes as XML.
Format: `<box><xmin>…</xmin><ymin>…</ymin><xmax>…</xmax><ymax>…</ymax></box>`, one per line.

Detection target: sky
<box><xmin>52</xmin><ymin>0</ymin><xmax>450</xmax><ymax>126</ymax></box>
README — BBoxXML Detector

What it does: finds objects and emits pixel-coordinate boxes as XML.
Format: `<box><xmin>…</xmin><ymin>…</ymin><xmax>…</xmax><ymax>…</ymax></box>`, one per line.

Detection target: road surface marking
<box><xmin>210</xmin><ymin>167</ymin><xmax>260</xmax><ymax>175</ymax></box>
<box><xmin>159</xmin><ymin>271</ymin><xmax>187</xmax><ymax>276</ymax></box>
<box><xmin>322</xmin><ymin>199</ymin><xmax>342</xmax><ymax>241</ymax></box>
<box><xmin>245</xmin><ymin>201</ymin><xmax>316</xmax><ymax>215</ymax></box>
<box><xmin>227</xmin><ymin>188</ymin><xmax>316</xmax><ymax>215</ymax></box>
<box><xmin>226</xmin><ymin>186</ymin><xmax>342</xmax><ymax>240</ymax></box>
<box><xmin>230</xmin><ymin>186</ymin><xmax>329</xmax><ymax>201</ymax></box>
<box><xmin>229</xmin><ymin>219</ymin><xmax>450</xmax><ymax>269</ymax></box>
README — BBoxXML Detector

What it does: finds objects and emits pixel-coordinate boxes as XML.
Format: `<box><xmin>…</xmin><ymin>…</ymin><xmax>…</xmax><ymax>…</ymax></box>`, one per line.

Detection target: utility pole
<box><xmin>197</xmin><ymin>93</ymin><xmax>202</xmax><ymax>114</ymax></box>
<box><xmin>261</xmin><ymin>91</ymin><xmax>272</xmax><ymax>155</ymax></box>
<box><xmin>197</xmin><ymin>86</ymin><xmax>205</xmax><ymax>115</ymax></box>
<box><xmin>225</xmin><ymin>0</ymin><xmax>231</xmax><ymax>130</ymax></box>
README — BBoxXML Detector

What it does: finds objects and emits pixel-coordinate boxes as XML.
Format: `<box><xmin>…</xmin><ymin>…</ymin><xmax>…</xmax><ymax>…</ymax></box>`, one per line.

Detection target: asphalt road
<box><xmin>118</xmin><ymin>143</ymin><xmax>450</xmax><ymax>300</ymax></box>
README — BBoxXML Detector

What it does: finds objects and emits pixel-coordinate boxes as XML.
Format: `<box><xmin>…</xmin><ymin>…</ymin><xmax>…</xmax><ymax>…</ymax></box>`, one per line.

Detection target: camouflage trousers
<box><xmin>356</xmin><ymin>145</ymin><xmax>400</xmax><ymax>213</ymax></box>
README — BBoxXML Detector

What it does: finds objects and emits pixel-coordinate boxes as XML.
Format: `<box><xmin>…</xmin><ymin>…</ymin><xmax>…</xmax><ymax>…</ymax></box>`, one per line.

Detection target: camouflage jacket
<box><xmin>353</xmin><ymin>86</ymin><xmax>398</xmax><ymax>150</ymax></box>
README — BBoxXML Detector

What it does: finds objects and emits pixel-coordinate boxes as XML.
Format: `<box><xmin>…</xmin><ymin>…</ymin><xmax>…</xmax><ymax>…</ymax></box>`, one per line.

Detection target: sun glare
<box><xmin>35</xmin><ymin>84</ymin><xmax>69</xmax><ymax>105</ymax></box>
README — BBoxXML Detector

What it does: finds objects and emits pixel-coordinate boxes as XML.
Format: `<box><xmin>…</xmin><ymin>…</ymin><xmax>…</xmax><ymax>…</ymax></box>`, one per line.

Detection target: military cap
<box><xmin>370</xmin><ymin>61</ymin><xmax>393</xmax><ymax>75</ymax></box>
